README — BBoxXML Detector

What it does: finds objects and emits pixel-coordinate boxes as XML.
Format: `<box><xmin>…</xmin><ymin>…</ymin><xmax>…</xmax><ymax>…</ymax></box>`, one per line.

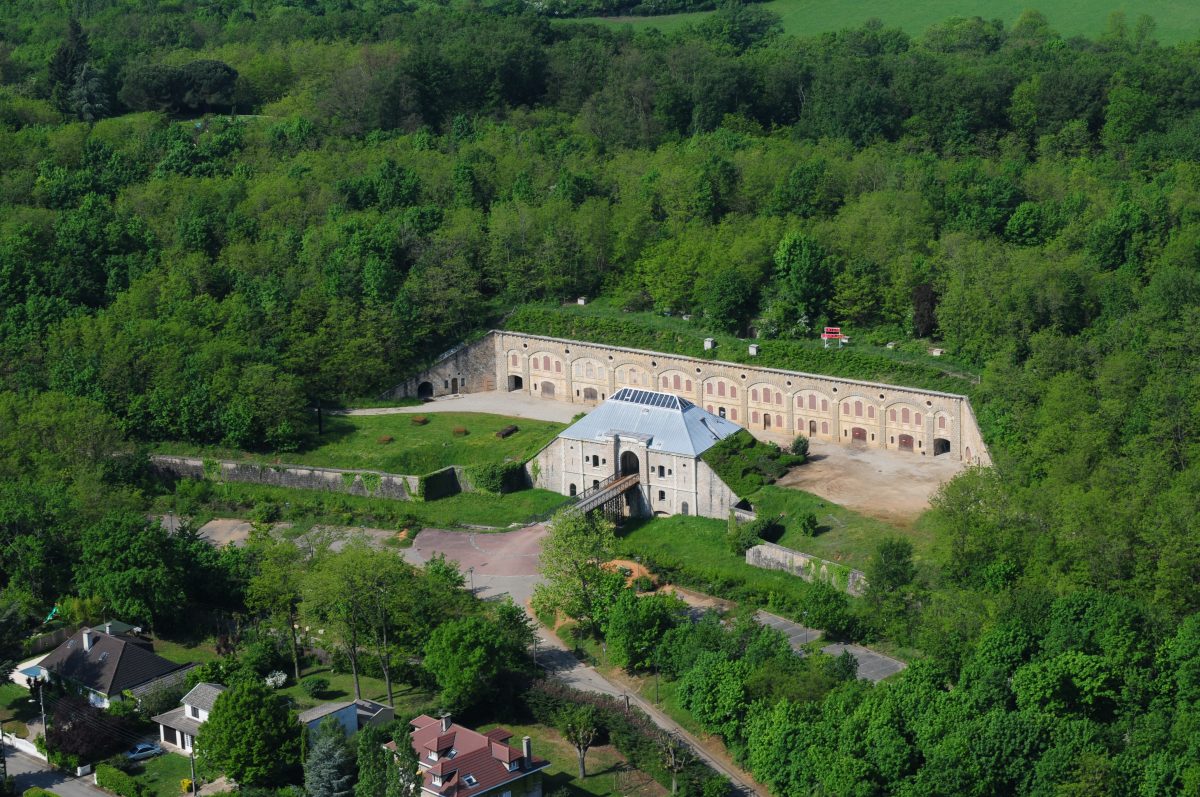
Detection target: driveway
<box><xmin>401</xmin><ymin>525</ymin><xmax>548</xmax><ymax>606</ymax></box>
<box><xmin>334</xmin><ymin>391</ymin><xmax>582</xmax><ymax>423</ymax></box>
<box><xmin>755</xmin><ymin>610</ymin><xmax>906</xmax><ymax>682</ymax></box>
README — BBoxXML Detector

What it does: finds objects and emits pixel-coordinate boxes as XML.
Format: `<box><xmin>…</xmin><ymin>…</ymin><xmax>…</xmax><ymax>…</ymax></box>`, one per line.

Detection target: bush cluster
<box><xmin>726</xmin><ymin>513</ymin><xmax>784</xmax><ymax>554</ymax></box>
<box><xmin>96</xmin><ymin>765</ymin><xmax>144</xmax><ymax>797</ymax></box>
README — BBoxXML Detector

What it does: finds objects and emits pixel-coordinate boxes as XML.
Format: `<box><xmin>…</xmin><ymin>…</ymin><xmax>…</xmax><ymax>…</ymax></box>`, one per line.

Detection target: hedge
<box><xmin>24</xmin><ymin>788</ymin><xmax>61</xmax><ymax>797</ymax></box>
<box><xmin>466</xmin><ymin>461</ymin><xmax>526</xmax><ymax>495</ymax></box>
<box><xmin>96</xmin><ymin>765</ymin><xmax>144</xmax><ymax>797</ymax></box>
<box><xmin>525</xmin><ymin>681</ymin><xmax>728</xmax><ymax>797</ymax></box>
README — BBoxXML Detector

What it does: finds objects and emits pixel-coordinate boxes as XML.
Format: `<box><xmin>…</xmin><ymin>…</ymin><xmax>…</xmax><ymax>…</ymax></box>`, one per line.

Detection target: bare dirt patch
<box><xmin>777</xmin><ymin>440</ymin><xmax>963</xmax><ymax>526</ymax></box>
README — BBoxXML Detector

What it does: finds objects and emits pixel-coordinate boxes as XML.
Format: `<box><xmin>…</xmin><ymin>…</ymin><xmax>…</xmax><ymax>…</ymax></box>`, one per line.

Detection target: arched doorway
<box><xmin>680</xmin><ymin>502</ymin><xmax>689</xmax><ymax>516</ymax></box>
<box><xmin>763</xmin><ymin>414</ymin><xmax>772</xmax><ymax>430</ymax></box>
<box><xmin>898</xmin><ymin>434</ymin><xmax>914</xmax><ymax>451</ymax></box>
<box><xmin>851</xmin><ymin>427</ymin><xmax>867</xmax><ymax>442</ymax></box>
<box><xmin>417</xmin><ymin>382</ymin><xmax>433</xmax><ymax>400</ymax></box>
<box><xmin>450</xmin><ymin>377</ymin><xmax>458</xmax><ymax>393</ymax></box>
<box><xmin>933</xmin><ymin>438</ymin><xmax>950</xmax><ymax>456</ymax></box>
<box><xmin>808</xmin><ymin>420</ymin><xmax>817</xmax><ymax>435</ymax></box>
<box><xmin>507</xmin><ymin>375</ymin><xmax>523</xmax><ymax>391</ymax></box>
<box><xmin>541</xmin><ymin>381</ymin><xmax>555</xmax><ymax>397</ymax></box>
<box><xmin>620</xmin><ymin>451</ymin><xmax>639</xmax><ymax>476</ymax></box>
<box><xmin>583</xmin><ymin>387</ymin><xmax>598</xmax><ymax>401</ymax></box>
<box><xmin>965</xmin><ymin>446</ymin><xmax>973</xmax><ymax>461</ymax></box>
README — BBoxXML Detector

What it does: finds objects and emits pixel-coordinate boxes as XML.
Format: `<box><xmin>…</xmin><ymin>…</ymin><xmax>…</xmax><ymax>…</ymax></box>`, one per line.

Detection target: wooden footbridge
<box><xmin>566</xmin><ymin>471</ymin><xmax>641</xmax><ymax>521</ymax></box>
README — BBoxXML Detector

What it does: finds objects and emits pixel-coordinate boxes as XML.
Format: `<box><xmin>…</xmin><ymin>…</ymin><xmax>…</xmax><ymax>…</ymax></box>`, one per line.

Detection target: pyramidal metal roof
<box><xmin>557</xmin><ymin>388</ymin><xmax>743</xmax><ymax>457</ymax></box>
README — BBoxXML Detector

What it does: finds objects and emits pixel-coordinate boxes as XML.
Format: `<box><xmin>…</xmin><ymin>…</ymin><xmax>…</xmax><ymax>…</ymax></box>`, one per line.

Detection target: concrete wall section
<box><xmin>396</xmin><ymin>331</ymin><xmax>990</xmax><ymax>465</ymax></box>
<box><xmin>150</xmin><ymin>455</ymin><xmax>414</xmax><ymax>500</ymax></box>
<box><xmin>746</xmin><ymin>542</ymin><xmax>869</xmax><ymax>597</ymax></box>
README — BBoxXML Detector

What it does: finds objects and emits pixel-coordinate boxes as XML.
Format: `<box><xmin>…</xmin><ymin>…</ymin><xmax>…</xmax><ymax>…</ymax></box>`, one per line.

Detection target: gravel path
<box><xmin>333</xmin><ymin>391</ymin><xmax>583</xmax><ymax>423</ymax></box>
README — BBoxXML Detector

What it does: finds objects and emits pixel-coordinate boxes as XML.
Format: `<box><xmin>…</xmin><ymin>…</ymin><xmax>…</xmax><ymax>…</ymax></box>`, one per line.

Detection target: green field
<box><xmin>0</xmin><ymin>681</ymin><xmax>36</xmax><ymax>738</ymax></box>
<box><xmin>154</xmin><ymin>412</ymin><xmax>565</xmax><ymax>476</ymax></box>
<box><xmin>563</xmin><ymin>2</ymin><xmax>1200</xmax><ymax>44</ymax></box>
<box><xmin>129</xmin><ymin>753</ymin><xmax>199</xmax><ymax>797</ymax></box>
<box><xmin>478</xmin><ymin>721</ymin><xmax>666</xmax><ymax>797</ymax></box>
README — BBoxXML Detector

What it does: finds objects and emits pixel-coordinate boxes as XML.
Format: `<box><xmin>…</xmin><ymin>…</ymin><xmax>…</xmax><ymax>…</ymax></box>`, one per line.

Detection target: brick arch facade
<box><xmin>395</xmin><ymin>331</ymin><xmax>989</xmax><ymax>464</ymax></box>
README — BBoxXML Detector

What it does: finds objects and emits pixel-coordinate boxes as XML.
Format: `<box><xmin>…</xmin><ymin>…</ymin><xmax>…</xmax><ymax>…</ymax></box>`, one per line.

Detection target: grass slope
<box><xmin>561</xmin><ymin>1</ymin><xmax>1200</xmax><ymax>44</ymax></box>
<box><xmin>155</xmin><ymin>412</ymin><xmax>564</xmax><ymax>476</ymax></box>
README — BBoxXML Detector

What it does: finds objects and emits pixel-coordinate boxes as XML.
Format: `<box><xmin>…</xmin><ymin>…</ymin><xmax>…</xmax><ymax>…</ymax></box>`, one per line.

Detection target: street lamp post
<box><xmin>803</xmin><ymin>611</ymin><xmax>809</xmax><ymax>645</ymax></box>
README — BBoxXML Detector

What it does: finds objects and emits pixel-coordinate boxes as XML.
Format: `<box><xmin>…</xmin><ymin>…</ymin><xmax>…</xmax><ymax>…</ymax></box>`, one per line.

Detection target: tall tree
<box><xmin>305</xmin><ymin>718</ymin><xmax>357</xmax><ymax>797</ymax></box>
<box><xmin>246</xmin><ymin>530</ymin><xmax>306</xmax><ymax>681</ymax></box>
<box><xmin>197</xmin><ymin>680</ymin><xmax>300</xmax><ymax>787</ymax></box>
<box><xmin>354</xmin><ymin>724</ymin><xmax>392</xmax><ymax>797</ymax></box>
<box><xmin>533</xmin><ymin>509</ymin><xmax>621</xmax><ymax>637</ymax></box>
<box><xmin>558</xmin><ymin>705</ymin><xmax>598</xmax><ymax>779</ymax></box>
<box><xmin>74</xmin><ymin>512</ymin><xmax>186</xmax><ymax>629</ymax></box>
<box><xmin>48</xmin><ymin>19</ymin><xmax>89</xmax><ymax>113</ymax></box>
<box><xmin>422</xmin><ymin>602</ymin><xmax>534</xmax><ymax>712</ymax></box>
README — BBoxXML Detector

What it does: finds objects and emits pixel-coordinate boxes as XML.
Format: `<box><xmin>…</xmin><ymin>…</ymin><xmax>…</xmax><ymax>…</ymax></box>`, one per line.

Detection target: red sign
<box><xmin>822</xmin><ymin>327</ymin><xmax>843</xmax><ymax>340</ymax></box>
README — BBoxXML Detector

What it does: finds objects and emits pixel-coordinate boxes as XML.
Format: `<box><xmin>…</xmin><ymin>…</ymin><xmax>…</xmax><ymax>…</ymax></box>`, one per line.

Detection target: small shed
<box><xmin>298</xmin><ymin>701</ymin><xmax>358</xmax><ymax>736</ymax></box>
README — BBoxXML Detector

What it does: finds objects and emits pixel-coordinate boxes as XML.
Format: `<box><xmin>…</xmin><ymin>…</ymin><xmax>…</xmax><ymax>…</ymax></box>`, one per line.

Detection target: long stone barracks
<box><xmin>531</xmin><ymin>387</ymin><xmax>744</xmax><ymax>520</ymax></box>
<box><xmin>393</xmin><ymin>331</ymin><xmax>990</xmax><ymax>465</ymax></box>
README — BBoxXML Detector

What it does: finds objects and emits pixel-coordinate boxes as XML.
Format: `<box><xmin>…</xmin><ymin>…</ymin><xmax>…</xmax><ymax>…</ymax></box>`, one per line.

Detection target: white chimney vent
<box><xmin>703</xmin><ymin>338</ymin><xmax>715</xmax><ymax>351</ymax></box>
<box><xmin>440</xmin><ymin>715</ymin><xmax>452</xmax><ymax>732</ymax></box>
<box><xmin>522</xmin><ymin>736</ymin><xmax>532</xmax><ymax>761</ymax></box>
<box><xmin>748</xmin><ymin>344</ymin><xmax>759</xmax><ymax>356</ymax></box>
<box><xmin>82</xmin><ymin>629</ymin><xmax>92</xmax><ymax>652</ymax></box>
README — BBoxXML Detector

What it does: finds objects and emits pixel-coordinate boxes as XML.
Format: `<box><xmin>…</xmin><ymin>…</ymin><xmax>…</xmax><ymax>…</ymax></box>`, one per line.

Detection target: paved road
<box><xmin>332</xmin><ymin>391</ymin><xmax>582</xmax><ymax>423</ymax></box>
<box><xmin>755</xmin><ymin>610</ymin><xmax>906</xmax><ymax>682</ymax></box>
<box><xmin>4</xmin><ymin>745</ymin><xmax>108</xmax><ymax>797</ymax></box>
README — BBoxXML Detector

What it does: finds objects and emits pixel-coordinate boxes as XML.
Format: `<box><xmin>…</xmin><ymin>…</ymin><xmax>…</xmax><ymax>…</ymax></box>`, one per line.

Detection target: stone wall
<box><xmin>394</xmin><ymin>331</ymin><xmax>991</xmax><ymax>465</ymax></box>
<box><xmin>746</xmin><ymin>541</ymin><xmax>869</xmax><ymax>597</ymax></box>
<box><xmin>150</xmin><ymin>455</ymin><xmax>417</xmax><ymax>500</ymax></box>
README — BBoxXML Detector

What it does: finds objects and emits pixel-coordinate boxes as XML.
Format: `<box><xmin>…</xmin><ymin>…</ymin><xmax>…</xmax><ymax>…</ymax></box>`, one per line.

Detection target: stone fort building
<box><xmin>394</xmin><ymin>331</ymin><xmax>990</xmax><ymax>466</ymax></box>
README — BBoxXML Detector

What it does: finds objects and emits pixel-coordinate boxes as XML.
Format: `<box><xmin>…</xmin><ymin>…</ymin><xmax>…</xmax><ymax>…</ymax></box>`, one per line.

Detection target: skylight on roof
<box><xmin>462</xmin><ymin>775</ymin><xmax>477</xmax><ymax>786</ymax></box>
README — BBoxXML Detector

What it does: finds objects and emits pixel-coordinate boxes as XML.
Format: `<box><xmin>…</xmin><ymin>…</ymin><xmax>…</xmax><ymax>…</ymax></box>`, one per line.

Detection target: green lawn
<box><xmin>0</xmin><ymin>681</ymin><xmax>37</xmax><ymax>737</ymax></box>
<box><xmin>477</xmin><ymin>721</ymin><xmax>666</xmax><ymax>797</ymax></box>
<box><xmin>750</xmin><ymin>485</ymin><xmax>937</xmax><ymax>571</ymax></box>
<box><xmin>148</xmin><ymin>636</ymin><xmax>224</xmax><ymax>666</ymax></box>
<box><xmin>277</xmin><ymin>665</ymin><xmax>436</xmax><ymax>713</ymax></box>
<box><xmin>154</xmin><ymin>412</ymin><xmax>564</xmax><ymax>476</ymax></box>
<box><xmin>561</xmin><ymin>1</ymin><xmax>1200</xmax><ymax>44</ymax></box>
<box><xmin>129</xmin><ymin>752</ymin><xmax>198</xmax><ymax>797</ymax></box>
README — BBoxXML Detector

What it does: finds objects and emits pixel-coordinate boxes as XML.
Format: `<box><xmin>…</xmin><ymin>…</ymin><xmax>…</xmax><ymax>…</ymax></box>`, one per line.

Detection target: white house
<box><xmin>152</xmin><ymin>682</ymin><xmax>226</xmax><ymax>754</ymax></box>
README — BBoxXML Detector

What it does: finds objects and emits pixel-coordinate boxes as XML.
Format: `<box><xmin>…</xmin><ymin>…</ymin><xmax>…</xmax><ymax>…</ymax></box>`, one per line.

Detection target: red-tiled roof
<box><xmin>403</xmin><ymin>716</ymin><xmax>549</xmax><ymax>797</ymax></box>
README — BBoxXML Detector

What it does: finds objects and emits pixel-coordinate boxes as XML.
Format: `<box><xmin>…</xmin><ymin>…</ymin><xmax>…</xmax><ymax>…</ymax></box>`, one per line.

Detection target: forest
<box><xmin>3</xmin><ymin>0</ymin><xmax>1200</xmax><ymax>793</ymax></box>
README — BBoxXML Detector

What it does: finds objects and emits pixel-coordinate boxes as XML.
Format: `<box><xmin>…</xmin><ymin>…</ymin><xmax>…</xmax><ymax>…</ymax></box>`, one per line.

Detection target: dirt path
<box><xmin>777</xmin><ymin>439</ymin><xmax>963</xmax><ymax>526</ymax></box>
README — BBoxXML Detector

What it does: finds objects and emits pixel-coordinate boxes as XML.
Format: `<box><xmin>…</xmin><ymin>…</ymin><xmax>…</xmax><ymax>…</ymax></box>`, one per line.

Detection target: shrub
<box><xmin>264</xmin><ymin>670</ymin><xmax>287</xmax><ymax>689</ymax></box>
<box><xmin>725</xmin><ymin>514</ymin><xmax>783</xmax><ymax>554</ymax></box>
<box><xmin>24</xmin><ymin>788</ymin><xmax>60</xmax><ymax>797</ymax></box>
<box><xmin>410</xmin><ymin>416</ymin><xmax>429</xmax><ymax>425</ymax></box>
<box><xmin>452</xmin><ymin>426</ymin><xmax>469</xmax><ymax>436</ymax></box>
<box><xmin>301</xmin><ymin>676</ymin><xmax>329</xmax><ymax>699</ymax></box>
<box><xmin>789</xmin><ymin>435</ymin><xmax>809</xmax><ymax>457</ymax></box>
<box><xmin>795</xmin><ymin>512</ymin><xmax>818</xmax><ymax>537</ymax></box>
<box><xmin>377</xmin><ymin>435</ymin><xmax>394</xmax><ymax>444</ymax></box>
<box><xmin>632</xmin><ymin>575</ymin><xmax>655</xmax><ymax>592</ymax></box>
<box><xmin>96</xmin><ymin>764</ymin><xmax>144</xmax><ymax>797</ymax></box>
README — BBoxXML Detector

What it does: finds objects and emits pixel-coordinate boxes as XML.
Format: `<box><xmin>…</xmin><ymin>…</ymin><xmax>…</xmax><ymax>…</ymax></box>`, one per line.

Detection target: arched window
<box><xmin>658</xmin><ymin>490</ymin><xmax>666</xmax><ymax>501</ymax></box>
<box><xmin>776</xmin><ymin>414</ymin><xmax>783</xmax><ymax>427</ymax></box>
<box><xmin>808</xmin><ymin>395</ymin><xmax>816</xmax><ymax>410</ymax></box>
<box><xmin>657</xmin><ymin>465</ymin><xmax>665</xmax><ymax>478</ymax></box>
<box><xmin>731</xmin><ymin>387</ymin><xmax>737</xmax><ymax>398</ymax></box>
<box><xmin>681</xmin><ymin>502</ymin><xmax>689</xmax><ymax>516</ymax></box>
<box><xmin>730</xmin><ymin>409</ymin><xmax>737</xmax><ymax>421</ymax></box>
<box><xmin>822</xmin><ymin>399</ymin><xmax>828</xmax><ymax>411</ymax></box>
<box><xmin>752</xmin><ymin>411</ymin><xmax>760</xmax><ymax>423</ymax></box>
<box><xmin>586</xmin><ymin>362</ymin><xmax>594</xmax><ymax>378</ymax></box>
<box><xmin>855</xmin><ymin>401</ymin><xmax>863</xmax><ymax>416</ymax></box>
<box><xmin>542</xmin><ymin>355</ymin><xmax>551</xmax><ymax>370</ymax></box>
<box><xmin>890</xmin><ymin>409</ymin><xmax>896</xmax><ymax>421</ymax></box>
<box><xmin>511</xmin><ymin>354</ymin><xmax>518</xmax><ymax>367</ymax></box>
<box><xmin>707</xmin><ymin>404</ymin><xmax>714</xmax><ymax>413</ymax></box>
<box><xmin>821</xmin><ymin>421</ymin><xmax>828</xmax><ymax>434</ymax></box>
<box><xmin>764</xmin><ymin>413</ymin><xmax>770</xmax><ymax>427</ymax></box>
<box><xmin>685</xmin><ymin>379</ymin><xmax>692</xmax><ymax>391</ymax></box>
<box><xmin>661</xmin><ymin>376</ymin><xmax>669</xmax><ymax>388</ymax></box>
<box><xmin>719</xmin><ymin>407</ymin><xmax>727</xmax><ymax>419</ymax></box>
<box><xmin>751</xmin><ymin>389</ymin><xmax>758</xmax><ymax>401</ymax></box>
<box><xmin>902</xmin><ymin>408</ymin><xmax>910</xmax><ymax>423</ymax></box>
<box><xmin>569</xmin><ymin>484</ymin><xmax>577</xmax><ymax>496</ymax></box>
<box><xmin>673</xmin><ymin>375</ymin><xmax>681</xmax><ymax>389</ymax></box>
<box><xmin>842</xmin><ymin>404</ymin><xmax>849</xmax><ymax>415</ymax></box>
<box><xmin>591</xmin><ymin>455</ymin><xmax>600</xmax><ymax>467</ymax></box>
<box><xmin>939</xmin><ymin>415</ymin><xmax>947</xmax><ymax>429</ymax></box>
<box><xmin>718</xmin><ymin>383</ymin><xmax>726</xmax><ymax>397</ymax></box>
<box><xmin>555</xmin><ymin>360</ymin><xmax>562</xmax><ymax>373</ymax></box>
<box><xmin>867</xmin><ymin>405</ymin><xmax>875</xmax><ymax>419</ymax></box>
<box><xmin>915</xmin><ymin>413</ymin><xmax>922</xmax><ymax>426</ymax></box>
<box><xmin>775</xmin><ymin>392</ymin><xmax>782</xmax><ymax>405</ymax></box>
<box><xmin>706</xmin><ymin>383</ymin><xmax>713</xmax><ymax>395</ymax></box>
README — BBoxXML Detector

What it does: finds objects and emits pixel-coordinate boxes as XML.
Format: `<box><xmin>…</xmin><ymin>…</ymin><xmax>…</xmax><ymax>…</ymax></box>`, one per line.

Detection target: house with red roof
<box><xmin>389</xmin><ymin>715</ymin><xmax>550</xmax><ymax>797</ymax></box>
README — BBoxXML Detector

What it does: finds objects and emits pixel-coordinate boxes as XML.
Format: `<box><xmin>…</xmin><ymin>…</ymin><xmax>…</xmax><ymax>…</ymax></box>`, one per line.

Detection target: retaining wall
<box><xmin>150</xmin><ymin>455</ymin><xmax>418</xmax><ymax>500</ymax></box>
<box><xmin>746</xmin><ymin>541</ymin><xmax>869</xmax><ymax>596</ymax></box>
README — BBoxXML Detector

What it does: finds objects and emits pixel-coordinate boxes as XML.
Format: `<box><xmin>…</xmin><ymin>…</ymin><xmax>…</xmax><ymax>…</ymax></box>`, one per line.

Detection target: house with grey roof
<box><xmin>531</xmin><ymin>388</ymin><xmax>744</xmax><ymax>520</ymax></box>
<box><xmin>153</xmin><ymin>682</ymin><xmax>226</xmax><ymax>754</ymax></box>
<box><xmin>34</xmin><ymin>626</ymin><xmax>193</xmax><ymax>708</ymax></box>
<box><xmin>299</xmin><ymin>698</ymin><xmax>394</xmax><ymax>736</ymax></box>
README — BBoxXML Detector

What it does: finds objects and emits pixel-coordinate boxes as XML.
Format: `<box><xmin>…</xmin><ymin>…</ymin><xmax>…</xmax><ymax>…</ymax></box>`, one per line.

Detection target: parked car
<box><xmin>125</xmin><ymin>742</ymin><xmax>163</xmax><ymax>761</ymax></box>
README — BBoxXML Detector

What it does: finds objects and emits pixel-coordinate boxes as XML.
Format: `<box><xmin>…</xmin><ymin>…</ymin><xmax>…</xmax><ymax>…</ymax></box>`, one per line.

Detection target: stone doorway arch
<box><xmin>851</xmin><ymin>427</ymin><xmax>867</xmax><ymax>443</ymax></box>
<box><xmin>898</xmin><ymin>434</ymin><xmax>914</xmax><ymax>451</ymax></box>
<box><xmin>507</xmin><ymin>375</ymin><xmax>523</xmax><ymax>391</ymax></box>
<box><xmin>417</xmin><ymin>382</ymin><xmax>433</xmax><ymax>400</ymax></box>
<box><xmin>808</xmin><ymin>420</ymin><xmax>817</xmax><ymax>435</ymax></box>
<box><xmin>933</xmin><ymin>438</ymin><xmax>951</xmax><ymax>456</ymax></box>
<box><xmin>620</xmin><ymin>451</ymin><xmax>639</xmax><ymax>476</ymax></box>
<box><xmin>541</xmin><ymin>381</ymin><xmax>555</xmax><ymax>397</ymax></box>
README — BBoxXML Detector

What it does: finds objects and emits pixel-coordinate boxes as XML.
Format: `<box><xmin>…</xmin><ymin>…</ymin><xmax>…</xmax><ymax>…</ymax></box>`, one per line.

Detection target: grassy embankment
<box><xmin>154</xmin><ymin>412</ymin><xmax>564</xmax><ymax>475</ymax></box>
<box><xmin>559</xmin><ymin>1</ymin><xmax>1200</xmax><ymax>45</ymax></box>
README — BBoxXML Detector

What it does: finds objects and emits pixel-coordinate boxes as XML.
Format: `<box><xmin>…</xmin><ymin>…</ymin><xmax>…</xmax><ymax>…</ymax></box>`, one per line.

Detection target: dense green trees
<box><xmin>198</xmin><ymin>680</ymin><xmax>301</xmax><ymax>786</ymax></box>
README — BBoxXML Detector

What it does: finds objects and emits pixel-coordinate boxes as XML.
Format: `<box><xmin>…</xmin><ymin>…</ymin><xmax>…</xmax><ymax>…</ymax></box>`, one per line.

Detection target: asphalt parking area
<box><xmin>403</xmin><ymin>525</ymin><xmax>548</xmax><ymax>605</ymax></box>
<box><xmin>755</xmin><ymin>610</ymin><xmax>906</xmax><ymax>682</ymax></box>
